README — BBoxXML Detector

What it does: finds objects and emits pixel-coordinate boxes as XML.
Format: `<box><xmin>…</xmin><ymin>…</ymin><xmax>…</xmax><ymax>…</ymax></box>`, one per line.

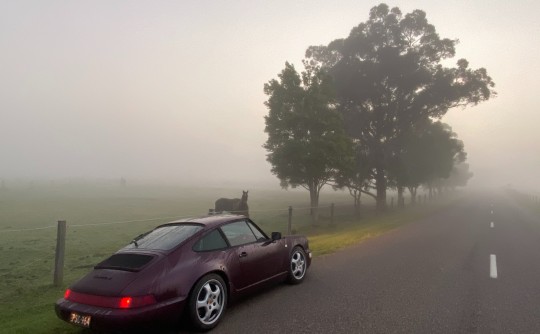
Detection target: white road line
<box><xmin>491</xmin><ymin>210</ymin><xmax>493</xmax><ymax>214</ymax></box>
<box><xmin>490</xmin><ymin>222</ymin><xmax>494</xmax><ymax>228</ymax></box>
<box><xmin>490</xmin><ymin>254</ymin><xmax>498</xmax><ymax>279</ymax></box>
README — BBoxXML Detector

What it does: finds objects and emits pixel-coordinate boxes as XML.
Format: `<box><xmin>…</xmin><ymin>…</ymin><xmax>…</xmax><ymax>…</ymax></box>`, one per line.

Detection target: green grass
<box><xmin>0</xmin><ymin>183</ymin><xmax>459</xmax><ymax>334</ymax></box>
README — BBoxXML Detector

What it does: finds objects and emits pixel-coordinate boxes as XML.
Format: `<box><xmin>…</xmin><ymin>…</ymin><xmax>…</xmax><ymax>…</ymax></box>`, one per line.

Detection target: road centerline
<box><xmin>490</xmin><ymin>254</ymin><xmax>498</xmax><ymax>279</ymax></box>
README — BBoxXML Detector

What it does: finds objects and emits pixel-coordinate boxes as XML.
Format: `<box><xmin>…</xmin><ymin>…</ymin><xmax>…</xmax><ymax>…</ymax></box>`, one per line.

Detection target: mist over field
<box><xmin>4</xmin><ymin>3</ymin><xmax>540</xmax><ymax>332</ymax></box>
<box><xmin>1</xmin><ymin>0</ymin><xmax>539</xmax><ymax>192</ymax></box>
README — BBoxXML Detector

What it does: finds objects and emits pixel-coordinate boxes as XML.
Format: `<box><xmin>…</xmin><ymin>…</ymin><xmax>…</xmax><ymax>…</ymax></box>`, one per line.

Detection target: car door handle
<box><xmin>239</xmin><ymin>252</ymin><xmax>248</xmax><ymax>258</ymax></box>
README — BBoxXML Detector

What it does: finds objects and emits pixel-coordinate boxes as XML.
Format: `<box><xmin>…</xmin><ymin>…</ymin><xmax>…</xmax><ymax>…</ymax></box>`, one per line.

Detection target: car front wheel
<box><xmin>287</xmin><ymin>246</ymin><xmax>307</xmax><ymax>284</ymax></box>
<box><xmin>188</xmin><ymin>273</ymin><xmax>227</xmax><ymax>331</ymax></box>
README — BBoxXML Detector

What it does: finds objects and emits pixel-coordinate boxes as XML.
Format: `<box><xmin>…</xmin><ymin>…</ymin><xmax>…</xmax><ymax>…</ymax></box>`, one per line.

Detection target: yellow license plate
<box><xmin>69</xmin><ymin>312</ymin><xmax>91</xmax><ymax>328</ymax></box>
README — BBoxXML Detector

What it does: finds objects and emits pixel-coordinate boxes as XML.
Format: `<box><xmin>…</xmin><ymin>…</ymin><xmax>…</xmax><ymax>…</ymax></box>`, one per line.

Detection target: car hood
<box><xmin>70</xmin><ymin>251</ymin><xmax>163</xmax><ymax>296</ymax></box>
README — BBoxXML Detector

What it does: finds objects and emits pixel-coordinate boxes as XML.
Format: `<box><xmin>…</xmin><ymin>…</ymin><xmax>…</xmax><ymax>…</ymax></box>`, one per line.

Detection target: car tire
<box><xmin>287</xmin><ymin>246</ymin><xmax>307</xmax><ymax>284</ymax></box>
<box><xmin>188</xmin><ymin>273</ymin><xmax>227</xmax><ymax>331</ymax></box>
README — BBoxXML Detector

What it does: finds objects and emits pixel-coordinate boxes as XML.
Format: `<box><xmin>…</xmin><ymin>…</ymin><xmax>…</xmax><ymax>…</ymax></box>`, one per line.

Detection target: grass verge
<box><xmin>306</xmin><ymin>196</ymin><xmax>460</xmax><ymax>256</ymax></box>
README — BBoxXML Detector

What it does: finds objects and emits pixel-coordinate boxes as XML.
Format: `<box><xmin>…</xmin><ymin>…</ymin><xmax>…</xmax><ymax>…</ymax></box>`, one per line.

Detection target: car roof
<box><xmin>160</xmin><ymin>214</ymin><xmax>247</xmax><ymax>230</ymax></box>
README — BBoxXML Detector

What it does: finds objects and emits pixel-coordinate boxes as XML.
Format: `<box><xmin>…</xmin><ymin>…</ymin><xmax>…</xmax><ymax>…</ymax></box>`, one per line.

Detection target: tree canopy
<box><xmin>305</xmin><ymin>3</ymin><xmax>495</xmax><ymax>210</ymax></box>
<box><xmin>263</xmin><ymin>62</ymin><xmax>353</xmax><ymax>221</ymax></box>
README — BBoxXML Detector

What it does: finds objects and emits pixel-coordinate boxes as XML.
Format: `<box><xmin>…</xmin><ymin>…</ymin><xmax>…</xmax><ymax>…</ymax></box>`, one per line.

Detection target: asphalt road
<box><xmin>177</xmin><ymin>194</ymin><xmax>540</xmax><ymax>333</ymax></box>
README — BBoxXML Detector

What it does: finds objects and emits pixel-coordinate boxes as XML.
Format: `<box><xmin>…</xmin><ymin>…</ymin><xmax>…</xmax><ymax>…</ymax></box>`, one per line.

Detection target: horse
<box><xmin>215</xmin><ymin>190</ymin><xmax>249</xmax><ymax>217</ymax></box>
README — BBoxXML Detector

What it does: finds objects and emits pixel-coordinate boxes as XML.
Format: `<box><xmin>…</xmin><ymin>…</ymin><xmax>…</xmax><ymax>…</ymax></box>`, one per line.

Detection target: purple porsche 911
<box><xmin>55</xmin><ymin>214</ymin><xmax>311</xmax><ymax>332</ymax></box>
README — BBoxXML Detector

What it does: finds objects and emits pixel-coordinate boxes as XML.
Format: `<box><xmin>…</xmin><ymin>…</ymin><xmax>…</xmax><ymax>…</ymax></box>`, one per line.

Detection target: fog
<box><xmin>1</xmin><ymin>1</ymin><xmax>539</xmax><ymax>190</ymax></box>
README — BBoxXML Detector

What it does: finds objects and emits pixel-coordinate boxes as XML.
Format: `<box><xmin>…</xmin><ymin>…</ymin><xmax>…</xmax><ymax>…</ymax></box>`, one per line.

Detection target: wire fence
<box><xmin>0</xmin><ymin>202</ymin><xmax>361</xmax><ymax>301</ymax></box>
<box><xmin>504</xmin><ymin>188</ymin><xmax>540</xmax><ymax>207</ymax></box>
<box><xmin>2</xmin><ymin>224</ymin><xmax>57</xmax><ymax>233</ymax></box>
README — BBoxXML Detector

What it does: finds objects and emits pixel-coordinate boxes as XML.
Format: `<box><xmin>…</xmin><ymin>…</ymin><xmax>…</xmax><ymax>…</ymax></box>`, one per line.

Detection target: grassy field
<box><xmin>0</xmin><ymin>183</ymin><xmax>459</xmax><ymax>334</ymax></box>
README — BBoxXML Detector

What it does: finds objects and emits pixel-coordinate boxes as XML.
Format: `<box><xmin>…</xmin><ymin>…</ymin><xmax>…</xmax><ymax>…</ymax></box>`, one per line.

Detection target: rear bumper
<box><xmin>55</xmin><ymin>297</ymin><xmax>186</xmax><ymax>331</ymax></box>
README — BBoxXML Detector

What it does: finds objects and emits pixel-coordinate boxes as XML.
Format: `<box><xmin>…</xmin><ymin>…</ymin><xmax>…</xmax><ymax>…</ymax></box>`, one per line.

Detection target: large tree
<box><xmin>332</xmin><ymin>144</ymin><xmax>373</xmax><ymax>216</ymax></box>
<box><xmin>439</xmin><ymin>162</ymin><xmax>473</xmax><ymax>191</ymax></box>
<box><xmin>396</xmin><ymin>121</ymin><xmax>466</xmax><ymax>204</ymax></box>
<box><xmin>264</xmin><ymin>62</ymin><xmax>353</xmax><ymax>222</ymax></box>
<box><xmin>306</xmin><ymin>3</ymin><xmax>495</xmax><ymax>210</ymax></box>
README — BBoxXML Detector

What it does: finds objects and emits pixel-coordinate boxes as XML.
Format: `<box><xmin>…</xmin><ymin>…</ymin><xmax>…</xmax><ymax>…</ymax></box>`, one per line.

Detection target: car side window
<box><xmin>220</xmin><ymin>221</ymin><xmax>258</xmax><ymax>247</ymax></box>
<box><xmin>193</xmin><ymin>229</ymin><xmax>228</xmax><ymax>252</ymax></box>
<box><xmin>247</xmin><ymin>221</ymin><xmax>267</xmax><ymax>241</ymax></box>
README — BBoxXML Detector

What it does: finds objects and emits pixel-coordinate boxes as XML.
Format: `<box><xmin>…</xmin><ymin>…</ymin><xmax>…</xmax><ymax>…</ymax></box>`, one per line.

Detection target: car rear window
<box><xmin>95</xmin><ymin>254</ymin><xmax>154</xmax><ymax>271</ymax></box>
<box><xmin>122</xmin><ymin>224</ymin><xmax>203</xmax><ymax>251</ymax></box>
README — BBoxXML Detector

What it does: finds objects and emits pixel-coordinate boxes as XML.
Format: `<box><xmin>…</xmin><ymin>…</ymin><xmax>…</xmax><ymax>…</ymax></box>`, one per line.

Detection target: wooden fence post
<box><xmin>54</xmin><ymin>220</ymin><xmax>66</xmax><ymax>287</ymax></box>
<box><xmin>287</xmin><ymin>206</ymin><xmax>293</xmax><ymax>235</ymax></box>
<box><xmin>330</xmin><ymin>203</ymin><xmax>335</xmax><ymax>225</ymax></box>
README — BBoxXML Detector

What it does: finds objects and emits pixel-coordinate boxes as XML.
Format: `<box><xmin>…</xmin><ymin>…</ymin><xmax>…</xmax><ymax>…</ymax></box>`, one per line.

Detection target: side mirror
<box><xmin>271</xmin><ymin>232</ymin><xmax>282</xmax><ymax>241</ymax></box>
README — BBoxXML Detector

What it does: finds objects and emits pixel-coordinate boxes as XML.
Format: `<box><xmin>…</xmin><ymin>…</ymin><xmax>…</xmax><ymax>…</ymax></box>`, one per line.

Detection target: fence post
<box><xmin>54</xmin><ymin>220</ymin><xmax>67</xmax><ymax>287</ymax></box>
<box><xmin>287</xmin><ymin>206</ymin><xmax>293</xmax><ymax>235</ymax></box>
<box><xmin>330</xmin><ymin>203</ymin><xmax>335</xmax><ymax>225</ymax></box>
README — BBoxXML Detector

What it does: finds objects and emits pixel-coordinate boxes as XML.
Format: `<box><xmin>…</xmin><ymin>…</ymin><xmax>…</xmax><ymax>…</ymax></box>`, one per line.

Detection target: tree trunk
<box><xmin>309</xmin><ymin>186</ymin><xmax>319</xmax><ymax>224</ymax></box>
<box><xmin>437</xmin><ymin>183</ymin><xmax>443</xmax><ymax>197</ymax></box>
<box><xmin>355</xmin><ymin>195</ymin><xmax>361</xmax><ymax>217</ymax></box>
<box><xmin>408</xmin><ymin>186</ymin><xmax>417</xmax><ymax>205</ymax></box>
<box><xmin>352</xmin><ymin>189</ymin><xmax>361</xmax><ymax>217</ymax></box>
<box><xmin>375</xmin><ymin>167</ymin><xmax>387</xmax><ymax>211</ymax></box>
<box><xmin>397</xmin><ymin>186</ymin><xmax>405</xmax><ymax>209</ymax></box>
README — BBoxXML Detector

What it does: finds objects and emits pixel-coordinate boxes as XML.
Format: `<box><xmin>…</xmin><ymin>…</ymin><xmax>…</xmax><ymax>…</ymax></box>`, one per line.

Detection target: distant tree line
<box><xmin>263</xmin><ymin>4</ymin><xmax>495</xmax><ymax>220</ymax></box>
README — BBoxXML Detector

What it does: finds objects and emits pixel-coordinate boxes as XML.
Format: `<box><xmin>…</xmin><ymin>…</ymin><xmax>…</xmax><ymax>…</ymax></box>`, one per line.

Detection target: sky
<box><xmin>1</xmin><ymin>0</ymin><xmax>539</xmax><ymax>190</ymax></box>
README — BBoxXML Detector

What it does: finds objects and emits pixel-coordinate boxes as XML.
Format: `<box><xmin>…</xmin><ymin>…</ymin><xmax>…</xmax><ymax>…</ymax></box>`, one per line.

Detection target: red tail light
<box><xmin>118</xmin><ymin>295</ymin><xmax>156</xmax><ymax>309</ymax></box>
<box><xmin>119</xmin><ymin>297</ymin><xmax>132</xmax><ymax>309</ymax></box>
<box><xmin>65</xmin><ymin>290</ymin><xmax>156</xmax><ymax>309</ymax></box>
